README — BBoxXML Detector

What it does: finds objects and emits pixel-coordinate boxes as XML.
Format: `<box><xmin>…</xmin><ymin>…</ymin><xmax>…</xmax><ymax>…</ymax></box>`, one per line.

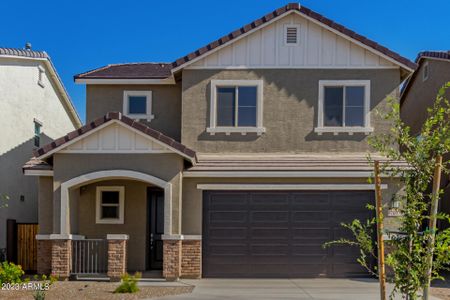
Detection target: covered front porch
<box><xmin>24</xmin><ymin>113</ymin><xmax>201</xmax><ymax>280</ymax></box>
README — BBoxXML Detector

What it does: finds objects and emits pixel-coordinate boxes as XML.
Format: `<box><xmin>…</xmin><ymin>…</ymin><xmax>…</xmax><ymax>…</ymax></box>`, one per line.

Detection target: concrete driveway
<box><xmin>151</xmin><ymin>278</ymin><xmax>440</xmax><ymax>300</ymax></box>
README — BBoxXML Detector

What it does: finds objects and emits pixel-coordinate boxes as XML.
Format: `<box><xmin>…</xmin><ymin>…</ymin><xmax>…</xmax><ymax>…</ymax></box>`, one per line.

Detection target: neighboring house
<box><xmin>0</xmin><ymin>46</ymin><xmax>81</xmax><ymax>261</ymax></box>
<box><xmin>24</xmin><ymin>3</ymin><xmax>415</xmax><ymax>279</ymax></box>
<box><xmin>400</xmin><ymin>51</ymin><xmax>450</xmax><ymax>228</ymax></box>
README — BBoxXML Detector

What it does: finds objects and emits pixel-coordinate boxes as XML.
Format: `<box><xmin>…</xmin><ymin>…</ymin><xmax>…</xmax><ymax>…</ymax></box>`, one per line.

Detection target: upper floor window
<box><xmin>96</xmin><ymin>186</ymin><xmax>125</xmax><ymax>224</ymax></box>
<box><xmin>34</xmin><ymin>119</ymin><xmax>42</xmax><ymax>147</ymax></box>
<box><xmin>123</xmin><ymin>90</ymin><xmax>154</xmax><ymax>121</ymax></box>
<box><xmin>422</xmin><ymin>61</ymin><xmax>429</xmax><ymax>82</ymax></box>
<box><xmin>315</xmin><ymin>80</ymin><xmax>372</xmax><ymax>135</ymax></box>
<box><xmin>207</xmin><ymin>80</ymin><xmax>265</xmax><ymax>135</ymax></box>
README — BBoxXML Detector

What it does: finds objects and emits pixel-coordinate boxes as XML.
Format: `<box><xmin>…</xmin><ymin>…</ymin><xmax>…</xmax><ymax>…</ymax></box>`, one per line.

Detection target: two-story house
<box><xmin>401</xmin><ymin>51</ymin><xmax>450</xmax><ymax>228</ymax></box>
<box><xmin>25</xmin><ymin>3</ymin><xmax>415</xmax><ymax>279</ymax></box>
<box><xmin>0</xmin><ymin>46</ymin><xmax>81</xmax><ymax>266</ymax></box>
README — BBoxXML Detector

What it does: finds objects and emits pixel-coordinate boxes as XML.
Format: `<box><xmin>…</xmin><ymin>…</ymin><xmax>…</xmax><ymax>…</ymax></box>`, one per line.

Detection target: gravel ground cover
<box><xmin>0</xmin><ymin>281</ymin><xmax>194</xmax><ymax>300</ymax></box>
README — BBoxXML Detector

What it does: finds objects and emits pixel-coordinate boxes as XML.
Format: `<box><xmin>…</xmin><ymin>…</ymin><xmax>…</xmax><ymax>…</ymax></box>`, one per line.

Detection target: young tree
<box><xmin>325</xmin><ymin>83</ymin><xmax>450</xmax><ymax>300</ymax></box>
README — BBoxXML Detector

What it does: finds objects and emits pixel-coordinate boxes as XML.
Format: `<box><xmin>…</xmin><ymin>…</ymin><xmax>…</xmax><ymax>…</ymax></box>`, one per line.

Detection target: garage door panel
<box><xmin>292</xmin><ymin>211</ymin><xmax>331</xmax><ymax>222</ymax></box>
<box><xmin>251</xmin><ymin>228</ymin><xmax>290</xmax><ymax>239</ymax></box>
<box><xmin>203</xmin><ymin>190</ymin><xmax>375</xmax><ymax>278</ymax></box>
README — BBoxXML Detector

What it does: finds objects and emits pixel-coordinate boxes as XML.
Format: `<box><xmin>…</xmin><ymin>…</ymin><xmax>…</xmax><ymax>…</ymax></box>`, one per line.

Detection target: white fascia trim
<box><xmin>75</xmin><ymin>78</ymin><xmax>176</xmax><ymax>85</ymax></box>
<box><xmin>185</xmin><ymin>66</ymin><xmax>400</xmax><ymax>70</ymax></box>
<box><xmin>107</xmin><ymin>234</ymin><xmax>129</xmax><ymax>240</ymax></box>
<box><xmin>183</xmin><ymin>171</ymin><xmax>398</xmax><ymax>178</ymax></box>
<box><xmin>24</xmin><ymin>169</ymin><xmax>54</xmax><ymax>176</ymax></box>
<box><xmin>171</xmin><ymin>10</ymin><xmax>413</xmax><ymax>73</ymax></box>
<box><xmin>197</xmin><ymin>183</ymin><xmax>387</xmax><ymax>190</ymax></box>
<box><xmin>36</xmin><ymin>119</ymin><xmax>194</xmax><ymax>162</ymax></box>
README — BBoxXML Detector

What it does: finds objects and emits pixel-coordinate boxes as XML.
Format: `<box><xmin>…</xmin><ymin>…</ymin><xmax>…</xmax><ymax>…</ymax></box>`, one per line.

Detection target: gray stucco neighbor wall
<box><xmin>181</xmin><ymin>69</ymin><xmax>400</xmax><ymax>153</ymax></box>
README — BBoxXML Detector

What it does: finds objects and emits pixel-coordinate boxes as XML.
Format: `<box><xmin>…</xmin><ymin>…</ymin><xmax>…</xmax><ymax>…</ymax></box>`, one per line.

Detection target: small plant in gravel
<box><xmin>32</xmin><ymin>274</ymin><xmax>58</xmax><ymax>300</ymax></box>
<box><xmin>0</xmin><ymin>261</ymin><xmax>25</xmax><ymax>284</ymax></box>
<box><xmin>114</xmin><ymin>272</ymin><xmax>141</xmax><ymax>294</ymax></box>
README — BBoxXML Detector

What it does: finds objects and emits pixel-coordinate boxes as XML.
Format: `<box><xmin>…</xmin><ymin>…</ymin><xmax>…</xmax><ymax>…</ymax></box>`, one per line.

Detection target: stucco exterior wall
<box><xmin>0</xmin><ymin>58</ymin><xmax>78</xmax><ymax>248</ymax></box>
<box><xmin>181</xmin><ymin>69</ymin><xmax>400</xmax><ymax>153</ymax></box>
<box><xmin>52</xmin><ymin>153</ymin><xmax>184</xmax><ymax>236</ymax></box>
<box><xmin>86</xmin><ymin>84</ymin><xmax>181</xmax><ymax>141</ymax></box>
<box><xmin>401</xmin><ymin>59</ymin><xmax>450</xmax><ymax>135</ymax></box>
<box><xmin>38</xmin><ymin>177</ymin><xmax>54</xmax><ymax>234</ymax></box>
<box><xmin>181</xmin><ymin>177</ymin><xmax>402</xmax><ymax>235</ymax></box>
<box><xmin>75</xmin><ymin>179</ymin><xmax>150</xmax><ymax>271</ymax></box>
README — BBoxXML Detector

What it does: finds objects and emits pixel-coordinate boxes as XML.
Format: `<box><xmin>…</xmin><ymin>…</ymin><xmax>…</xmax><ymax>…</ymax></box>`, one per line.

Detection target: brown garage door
<box><xmin>202</xmin><ymin>190</ymin><xmax>375</xmax><ymax>278</ymax></box>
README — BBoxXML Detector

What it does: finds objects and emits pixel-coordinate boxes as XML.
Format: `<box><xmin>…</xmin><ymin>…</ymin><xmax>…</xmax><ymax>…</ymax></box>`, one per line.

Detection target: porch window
<box><xmin>123</xmin><ymin>90</ymin><xmax>154</xmax><ymax>121</ymax></box>
<box><xmin>207</xmin><ymin>80</ymin><xmax>265</xmax><ymax>135</ymax></box>
<box><xmin>96</xmin><ymin>186</ymin><xmax>125</xmax><ymax>224</ymax></box>
<box><xmin>315</xmin><ymin>80</ymin><xmax>373</xmax><ymax>135</ymax></box>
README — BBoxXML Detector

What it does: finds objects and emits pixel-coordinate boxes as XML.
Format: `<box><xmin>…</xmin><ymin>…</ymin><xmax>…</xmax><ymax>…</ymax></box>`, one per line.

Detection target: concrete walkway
<box><xmin>150</xmin><ymin>278</ymin><xmax>440</xmax><ymax>300</ymax></box>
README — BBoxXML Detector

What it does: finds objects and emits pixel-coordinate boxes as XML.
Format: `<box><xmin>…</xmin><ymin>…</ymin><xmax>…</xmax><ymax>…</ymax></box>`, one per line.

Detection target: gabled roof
<box><xmin>400</xmin><ymin>50</ymin><xmax>450</xmax><ymax>105</ymax></box>
<box><xmin>75</xmin><ymin>62</ymin><xmax>172</xmax><ymax>80</ymax></box>
<box><xmin>0</xmin><ymin>47</ymin><xmax>82</xmax><ymax>127</ymax></box>
<box><xmin>171</xmin><ymin>3</ymin><xmax>416</xmax><ymax>72</ymax></box>
<box><xmin>33</xmin><ymin>112</ymin><xmax>196</xmax><ymax>161</ymax></box>
<box><xmin>74</xmin><ymin>3</ymin><xmax>415</xmax><ymax>82</ymax></box>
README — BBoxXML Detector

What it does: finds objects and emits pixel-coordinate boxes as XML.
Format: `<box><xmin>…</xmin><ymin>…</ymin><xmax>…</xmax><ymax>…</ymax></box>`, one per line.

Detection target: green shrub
<box><xmin>33</xmin><ymin>290</ymin><xmax>46</xmax><ymax>300</ymax></box>
<box><xmin>114</xmin><ymin>272</ymin><xmax>141</xmax><ymax>294</ymax></box>
<box><xmin>0</xmin><ymin>261</ymin><xmax>25</xmax><ymax>284</ymax></box>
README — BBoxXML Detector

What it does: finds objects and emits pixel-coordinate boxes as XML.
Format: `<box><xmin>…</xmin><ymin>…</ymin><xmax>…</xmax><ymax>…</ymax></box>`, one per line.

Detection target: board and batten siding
<box><xmin>188</xmin><ymin>13</ymin><xmax>396</xmax><ymax>69</ymax></box>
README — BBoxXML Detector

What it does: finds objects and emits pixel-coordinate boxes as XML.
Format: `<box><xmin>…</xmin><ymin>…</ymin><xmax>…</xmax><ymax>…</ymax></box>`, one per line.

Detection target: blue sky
<box><xmin>2</xmin><ymin>0</ymin><xmax>449</xmax><ymax>123</ymax></box>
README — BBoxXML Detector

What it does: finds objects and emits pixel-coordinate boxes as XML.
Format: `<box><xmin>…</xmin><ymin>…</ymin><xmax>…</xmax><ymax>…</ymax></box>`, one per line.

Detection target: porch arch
<box><xmin>60</xmin><ymin>170</ymin><xmax>172</xmax><ymax>235</ymax></box>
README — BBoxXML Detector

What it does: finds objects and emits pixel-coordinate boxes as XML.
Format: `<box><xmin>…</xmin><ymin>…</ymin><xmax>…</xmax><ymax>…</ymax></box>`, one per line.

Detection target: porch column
<box><xmin>51</xmin><ymin>239</ymin><xmax>71</xmax><ymax>278</ymax></box>
<box><xmin>36</xmin><ymin>236</ymin><xmax>52</xmax><ymax>275</ymax></box>
<box><xmin>107</xmin><ymin>234</ymin><xmax>129</xmax><ymax>281</ymax></box>
<box><xmin>162</xmin><ymin>235</ymin><xmax>182</xmax><ymax>281</ymax></box>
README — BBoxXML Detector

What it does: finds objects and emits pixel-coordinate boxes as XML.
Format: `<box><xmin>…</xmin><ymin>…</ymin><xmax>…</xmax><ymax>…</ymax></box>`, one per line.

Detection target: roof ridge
<box><xmin>0</xmin><ymin>47</ymin><xmax>48</xmax><ymax>58</ymax></box>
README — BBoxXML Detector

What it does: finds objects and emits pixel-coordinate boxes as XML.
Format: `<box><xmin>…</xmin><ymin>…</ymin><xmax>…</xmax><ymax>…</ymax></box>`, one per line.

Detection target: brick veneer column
<box><xmin>51</xmin><ymin>239</ymin><xmax>71</xmax><ymax>278</ymax></box>
<box><xmin>181</xmin><ymin>239</ymin><xmax>201</xmax><ymax>278</ymax></box>
<box><xmin>107</xmin><ymin>234</ymin><xmax>128</xmax><ymax>280</ymax></box>
<box><xmin>163</xmin><ymin>239</ymin><xmax>182</xmax><ymax>280</ymax></box>
<box><xmin>36</xmin><ymin>239</ymin><xmax>52</xmax><ymax>275</ymax></box>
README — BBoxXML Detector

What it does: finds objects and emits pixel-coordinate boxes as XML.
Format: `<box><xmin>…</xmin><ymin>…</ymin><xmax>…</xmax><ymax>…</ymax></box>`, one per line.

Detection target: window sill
<box><xmin>206</xmin><ymin>127</ymin><xmax>266</xmax><ymax>136</ymax></box>
<box><xmin>95</xmin><ymin>218</ymin><xmax>124</xmax><ymax>224</ymax></box>
<box><xmin>314</xmin><ymin>127</ymin><xmax>374</xmax><ymax>136</ymax></box>
<box><xmin>124</xmin><ymin>113</ymin><xmax>154</xmax><ymax>122</ymax></box>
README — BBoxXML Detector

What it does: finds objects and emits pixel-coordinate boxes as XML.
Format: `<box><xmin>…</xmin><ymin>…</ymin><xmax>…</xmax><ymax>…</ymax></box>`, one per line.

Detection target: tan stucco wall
<box><xmin>401</xmin><ymin>59</ymin><xmax>450</xmax><ymax>135</ymax></box>
<box><xmin>86</xmin><ymin>84</ymin><xmax>181</xmax><ymax>141</ymax></box>
<box><xmin>52</xmin><ymin>153</ymin><xmax>184</xmax><ymax>236</ymax></box>
<box><xmin>75</xmin><ymin>179</ymin><xmax>150</xmax><ymax>271</ymax></box>
<box><xmin>37</xmin><ymin>177</ymin><xmax>53</xmax><ymax>234</ymax></box>
<box><xmin>0</xmin><ymin>58</ymin><xmax>78</xmax><ymax>248</ymax></box>
<box><xmin>181</xmin><ymin>69</ymin><xmax>400</xmax><ymax>153</ymax></box>
<box><xmin>182</xmin><ymin>177</ymin><xmax>402</xmax><ymax>235</ymax></box>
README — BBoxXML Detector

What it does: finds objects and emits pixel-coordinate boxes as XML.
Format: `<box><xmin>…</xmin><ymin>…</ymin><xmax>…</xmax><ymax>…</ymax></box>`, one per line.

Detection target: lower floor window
<box><xmin>96</xmin><ymin>186</ymin><xmax>125</xmax><ymax>224</ymax></box>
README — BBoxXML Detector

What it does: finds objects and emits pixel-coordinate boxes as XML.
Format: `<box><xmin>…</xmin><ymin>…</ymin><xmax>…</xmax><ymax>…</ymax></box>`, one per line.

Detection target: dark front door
<box><xmin>202</xmin><ymin>190</ymin><xmax>375</xmax><ymax>278</ymax></box>
<box><xmin>147</xmin><ymin>189</ymin><xmax>164</xmax><ymax>270</ymax></box>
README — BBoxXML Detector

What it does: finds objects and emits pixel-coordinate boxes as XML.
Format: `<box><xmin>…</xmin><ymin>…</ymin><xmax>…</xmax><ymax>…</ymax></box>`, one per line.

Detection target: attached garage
<box><xmin>202</xmin><ymin>190</ymin><xmax>375</xmax><ymax>278</ymax></box>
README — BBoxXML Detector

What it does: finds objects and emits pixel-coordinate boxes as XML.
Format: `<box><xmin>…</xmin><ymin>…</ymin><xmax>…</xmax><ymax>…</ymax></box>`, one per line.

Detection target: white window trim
<box><xmin>208</xmin><ymin>79</ymin><xmax>265</xmax><ymax>135</ymax></box>
<box><xmin>283</xmin><ymin>24</ymin><xmax>300</xmax><ymax>46</ymax></box>
<box><xmin>95</xmin><ymin>186</ymin><xmax>125</xmax><ymax>224</ymax></box>
<box><xmin>123</xmin><ymin>90</ymin><xmax>154</xmax><ymax>121</ymax></box>
<box><xmin>422</xmin><ymin>61</ymin><xmax>429</xmax><ymax>82</ymax></box>
<box><xmin>315</xmin><ymin>80</ymin><xmax>372</xmax><ymax>135</ymax></box>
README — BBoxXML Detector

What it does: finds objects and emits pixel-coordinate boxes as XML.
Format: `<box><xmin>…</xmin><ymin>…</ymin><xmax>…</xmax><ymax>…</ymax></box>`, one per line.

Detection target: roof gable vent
<box><xmin>285</xmin><ymin>25</ymin><xmax>299</xmax><ymax>45</ymax></box>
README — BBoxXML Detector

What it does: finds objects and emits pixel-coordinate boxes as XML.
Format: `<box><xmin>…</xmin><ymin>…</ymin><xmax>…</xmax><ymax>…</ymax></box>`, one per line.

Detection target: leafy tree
<box><xmin>325</xmin><ymin>83</ymin><xmax>450</xmax><ymax>300</ymax></box>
